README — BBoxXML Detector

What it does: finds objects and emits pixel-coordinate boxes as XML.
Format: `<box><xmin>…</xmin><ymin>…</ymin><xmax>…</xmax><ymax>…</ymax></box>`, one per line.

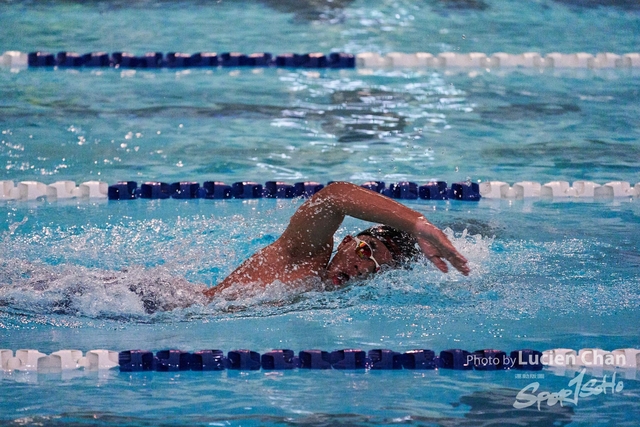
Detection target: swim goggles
<box><xmin>354</xmin><ymin>236</ymin><xmax>381</xmax><ymax>273</ymax></box>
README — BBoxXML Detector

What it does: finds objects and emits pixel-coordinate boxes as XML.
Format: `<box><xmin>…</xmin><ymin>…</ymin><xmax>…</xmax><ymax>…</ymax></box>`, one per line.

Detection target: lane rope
<box><xmin>1</xmin><ymin>179</ymin><xmax>638</xmax><ymax>202</ymax></box>
<box><xmin>1</xmin><ymin>347</ymin><xmax>638</xmax><ymax>373</ymax></box>
<box><xmin>2</xmin><ymin>51</ymin><xmax>639</xmax><ymax>69</ymax></box>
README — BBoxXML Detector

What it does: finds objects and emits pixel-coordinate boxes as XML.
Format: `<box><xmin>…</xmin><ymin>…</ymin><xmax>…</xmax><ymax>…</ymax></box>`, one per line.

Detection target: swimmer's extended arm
<box><xmin>280</xmin><ymin>181</ymin><xmax>469</xmax><ymax>275</ymax></box>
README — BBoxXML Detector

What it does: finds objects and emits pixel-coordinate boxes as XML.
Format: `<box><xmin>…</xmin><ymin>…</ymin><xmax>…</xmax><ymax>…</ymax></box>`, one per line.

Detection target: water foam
<box><xmin>0</xmin><ymin>210</ymin><xmax>494</xmax><ymax>322</ymax></box>
<box><xmin>0</xmin><ymin>260</ymin><xmax>208</xmax><ymax>319</ymax></box>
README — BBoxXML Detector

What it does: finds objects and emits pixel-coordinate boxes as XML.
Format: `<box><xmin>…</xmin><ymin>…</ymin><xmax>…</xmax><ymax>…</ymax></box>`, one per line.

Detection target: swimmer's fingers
<box><xmin>426</xmin><ymin>253</ymin><xmax>449</xmax><ymax>273</ymax></box>
<box><xmin>417</xmin><ymin>239</ymin><xmax>449</xmax><ymax>273</ymax></box>
<box><xmin>432</xmin><ymin>256</ymin><xmax>450</xmax><ymax>273</ymax></box>
<box><xmin>416</xmin><ymin>233</ymin><xmax>470</xmax><ymax>276</ymax></box>
<box><xmin>446</xmin><ymin>250</ymin><xmax>470</xmax><ymax>276</ymax></box>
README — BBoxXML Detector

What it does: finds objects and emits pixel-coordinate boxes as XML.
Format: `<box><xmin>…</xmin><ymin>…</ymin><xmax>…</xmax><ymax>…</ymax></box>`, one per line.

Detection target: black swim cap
<box><xmin>357</xmin><ymin>225</ymin><xmax>421</xmax><ymax>265</ymax></box>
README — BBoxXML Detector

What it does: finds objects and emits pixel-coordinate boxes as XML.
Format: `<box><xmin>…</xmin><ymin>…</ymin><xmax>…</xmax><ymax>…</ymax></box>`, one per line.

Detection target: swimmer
<box><xmin>204</xmin><ymin>182</ymin><xmax>469</xmax><ymax>299</ymax></box>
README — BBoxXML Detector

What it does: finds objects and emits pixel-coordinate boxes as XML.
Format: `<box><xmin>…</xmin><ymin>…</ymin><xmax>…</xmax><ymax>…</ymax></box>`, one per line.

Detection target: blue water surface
<box><xmin>1</xmin><ymin>198</ymin><xmax>639</xmax><ymax>426</ymax></box>
<box><xmin>1</xmin><ymin>0</ymin><xmax>640</xmax><ymax>425</ymax></box>
<box><xmin>1</xmin><ymin>67</ymin><xmax>639</xmax><ymax>184</ymax></box>
<box><xmin>1</xmin><ymin>0</ymin><xmax>640</xmax><ymax>55</ymax></box>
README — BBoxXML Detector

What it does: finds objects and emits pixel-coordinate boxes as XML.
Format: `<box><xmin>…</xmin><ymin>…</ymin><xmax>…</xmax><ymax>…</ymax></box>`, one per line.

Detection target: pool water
<box><xmin>1</xmin><ymin>0</ymin><xmax>640</xmax><ymax>425</ymax></box>
<box><xmin>1</xmin><ymin>198</ymin><xmax>639</xmax><ymax>425</ymax></box>
<box><xmin>0</xmin><ymin>67</ymin><xmax>639</xmax><ymax>186</ymax></box>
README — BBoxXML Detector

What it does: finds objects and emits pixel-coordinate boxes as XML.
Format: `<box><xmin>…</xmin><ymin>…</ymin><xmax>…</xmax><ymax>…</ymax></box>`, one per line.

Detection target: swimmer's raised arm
<box><xmin>207</xmin><ymin>182</ymin><xmax>468</xmax><ymax>299</ymax></box>
<box><xmin>280</xmin><ymin>181</ymin><xmax>469</xmax><ymax>275</ymax></box>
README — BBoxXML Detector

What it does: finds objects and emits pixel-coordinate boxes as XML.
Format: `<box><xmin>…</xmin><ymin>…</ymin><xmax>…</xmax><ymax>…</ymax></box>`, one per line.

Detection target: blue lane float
<box><xmin>220</xmin><ymin>52</ymin><xmax>248</xmax><ymax>67</ymax></box>
<box><xmin>140</xmin><ymin>182</ymin><xmax>171</xmax><ymax>199</ymax></box>
<box><xmin>23</xmin><ymin>51</ymin><xmax>355</xmax><ymax>69</ymax></box>
<box><xmin>110</xmin><ymin>52</ymin><xmax>135</xmax><ymax>68</ymax></box>
<box><xmin>248</xmin><ymin>53</ymin><xmax>273</xmax><ymax>66</ymax></box>
<box><xmin>111</xmin><ymin>347</ymin><xmax>551</xmax><ymax>372</ymax></box>
<box><xmin>27</xmin><ymin>51</ymin><xmax>55</xmax><ymax>67</ymax></box>
<box><xmin>201</xmin><ymin>181</ymin><xmax>232</xmax><ymax>199</ymax></box>
<box><xmin>261</xmin><ymin>350</ymin><xmax>299</xmax><ymax>370</ymax></box>
<box><xmin>450</xmin><ymin>182</ymin><xmax>481</xmax><ymax>201</ymax></box>
<box><xmin>295</xmin><ymin>182</ymin><xmax>324</xmax><ymax>198</ymax></box>
<box><xmin>419</xmin><ymin>181</ymin><xmax>449</xmax><ymax>200</ymax></box>
<box><xmin>330</xmin><ymin>349</ymin><xmax>367</xmax><ymax>370</ymax></box>
<box><xmin>165</xmin><ymin>52</ymin><xmax>204</xmax><ymax>68</ymax></box>
<box><xmin>401</xmin><ymin>349</ymin><xmax>437</xmax><ymax>370</ymax></box>
<box><xmin>231</xmin><ymin>181</ymin><xmax>263</xmax><ymax>199</ymax></box>
<box><xmin>299</xmin><ymin>350</ymin><xmax>332</xmax><ymax>369</ymax></box>
<box><xmin>1</xmin><ymin>347</ymin><xmax>633</xmax><ymax>373</ymax></box>
<box><xmin>227</xmin><ymin>350</ymin><xmax>261</xmax><ymax>370</ymax></box>
<box><xmin>83</xmin><ymin>52</ymin><xmax>110</xmax><ymax>67</ymax></box>
<box><xmin>105</xmin><ymin>180</ymin><xmax>481</xmax><ymax>201</ymax></box>
<box><xmin>264</xmin><ymin>181</ymin><xmax>295</xmax><ymax>199</ymax></box>
<box><xmin>171</xmin><ymin>181</ymin><xmax>201</xmax><ymax>199</ymax></box>
<box><xmin>191</xmin><ymin>350</ymin><xmax>226</xmax><ymax>371</ymax></box>
<box><xmin>438</xmin><ymin>349</ymin><xmax>473</xmax><ymax>370</ymax></box>
<box><xmin>382</xmin><ymin>182</ymin><xmax>418</xmax><ymax>200</ymax></box>
<box><xmin>155</xmin><ymin>349</ymin><xmax>193</xmax><ymax>372</ymax></box>
<box><xmin>361</xmin><ymin>181</ymin><xmax>385</xmax><ymax>193</ymax></box>
<box><xmin>107</xmin><ymin>181</ymin><xmax>139</xmax><ymax>200</ymax></box>
<box><xmin>368</xmin><ymin>349</ymin><xmax>403</xmax><ymax>370</ymax></box>
<box><xmin>118</xmin><ymin>350</ymin><xmax>156</xmax><ymax>372</ymax></box>
<box><xmin>56</xmin><ymin>51</ymin><xmax>83</xmax><ymax>67</ymax></box>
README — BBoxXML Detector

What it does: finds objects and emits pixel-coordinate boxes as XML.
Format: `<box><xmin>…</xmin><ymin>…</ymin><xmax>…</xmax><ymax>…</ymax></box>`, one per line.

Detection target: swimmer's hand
<box><xmin>414</xmin><ymin>220</ymin><xmax>470</xmax><ymax>276</ymax></box>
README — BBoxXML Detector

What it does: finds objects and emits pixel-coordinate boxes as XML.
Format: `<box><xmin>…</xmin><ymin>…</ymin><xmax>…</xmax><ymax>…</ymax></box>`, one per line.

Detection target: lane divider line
<box><xmin>2</xmin><ymin>51</ymin><xmax>639</xmax><ymax>70</ymax></box>
<box><xmin>2</xmin><ymin>179</ymin><xmax>638</xmax><ymax>202</ymax></box>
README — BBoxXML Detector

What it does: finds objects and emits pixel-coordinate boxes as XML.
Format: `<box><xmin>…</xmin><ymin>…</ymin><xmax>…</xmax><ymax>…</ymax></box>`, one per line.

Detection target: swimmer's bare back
<box><xmin>204</xmin><ymin>182</ymin><xmax>469</xmax><ymax>299</ymax></box>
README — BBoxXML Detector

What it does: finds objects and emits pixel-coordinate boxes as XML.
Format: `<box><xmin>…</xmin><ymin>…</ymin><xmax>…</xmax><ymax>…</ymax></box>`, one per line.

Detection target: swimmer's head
<box><xmin>357</xmin><ymin>225</ymin><xmax>421</xmax><ymax>266</ymax></box>
<box><xmin>326</xmin><ymin>225</ymin><xmax>420</xmax><ymax>287</ymax></box>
